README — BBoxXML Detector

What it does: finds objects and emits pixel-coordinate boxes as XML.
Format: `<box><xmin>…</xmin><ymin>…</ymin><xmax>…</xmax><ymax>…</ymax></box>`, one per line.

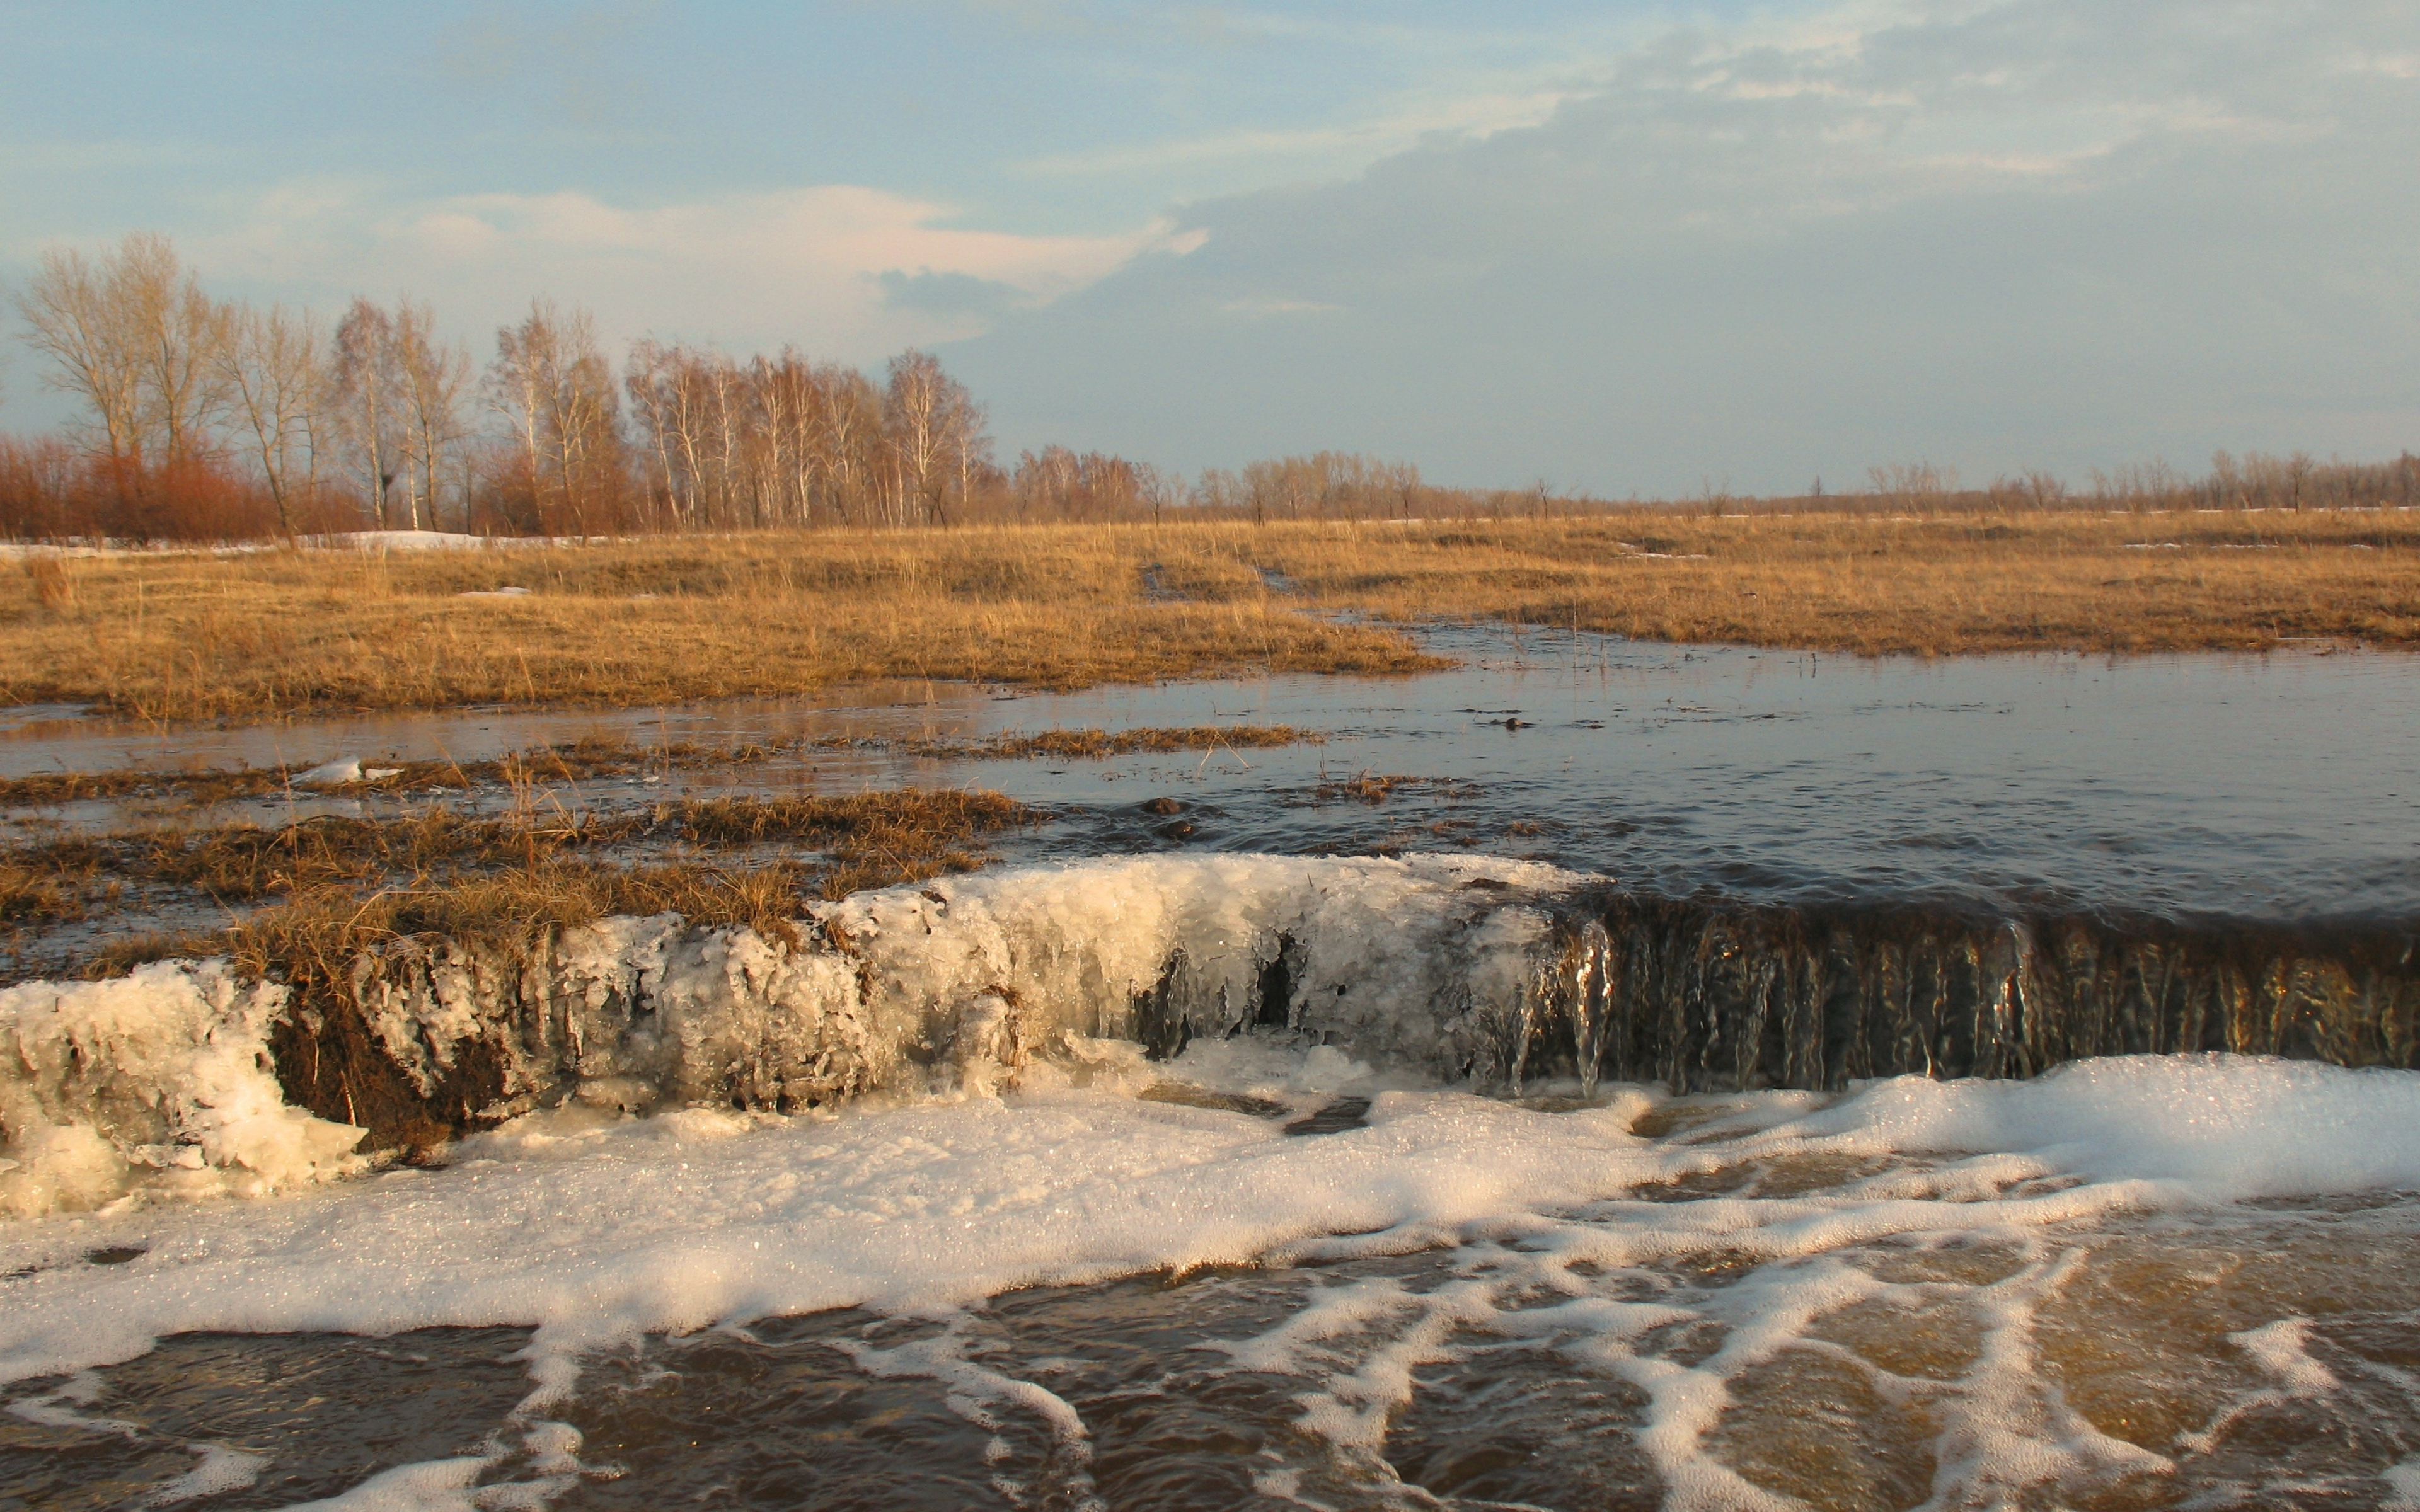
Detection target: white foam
<box><xmin>143</xmin><ymin>1444</ymin><xmax>269</xmax><ymax>1506</ymax></box>
<box><xmin>2</xmin><ymin>1050</ymin><xmax>2416</xmax><ymax>1506</ymax></box>
<box><xmin>1766</xmin><ymin>1052</ymin><xmax>2420</xmax><ymax>1200</ymax></box>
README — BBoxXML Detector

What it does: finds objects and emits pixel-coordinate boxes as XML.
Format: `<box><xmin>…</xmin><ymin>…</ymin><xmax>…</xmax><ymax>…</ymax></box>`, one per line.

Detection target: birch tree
<box><xmin>333</xmin><ymin>299</ymin><xmax>406</xmax><ymax>528</ymax></box>
<box><xmin>487</xmin><ymin>298</ymin><xmax>622</xmax><ymax>534</ymax></box>
<box><xmin>218</xmin><ymin>302</ymin><xmax>325</xmax><ymax>536</ymax></box>
<box><xmin>882</xmin><ymin>349</ymin><xmax>983</xmax><ymax>526</ymax></box>
<box><xmin>395</xmin><ymin>299</ymin><xmax>471</xmax><ymax>532</ymax></box>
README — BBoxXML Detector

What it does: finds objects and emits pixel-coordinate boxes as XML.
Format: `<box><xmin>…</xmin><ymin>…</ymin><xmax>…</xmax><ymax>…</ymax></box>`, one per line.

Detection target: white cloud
<box><xmin>183</xmin><ymin>183</ymin><xmax>1199</xmax><ymax>362</ymax></box>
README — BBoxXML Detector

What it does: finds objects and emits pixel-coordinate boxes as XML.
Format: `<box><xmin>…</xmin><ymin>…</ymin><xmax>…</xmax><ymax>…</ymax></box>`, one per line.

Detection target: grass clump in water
<box><xmin>49</xmin><ymin>788</ymin><xmax>1037</xmax><ymax>980</ymax></box>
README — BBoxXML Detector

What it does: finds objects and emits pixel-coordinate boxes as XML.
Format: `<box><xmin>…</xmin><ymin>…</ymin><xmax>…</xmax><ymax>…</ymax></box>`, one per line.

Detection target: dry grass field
<box><xmin>4</xmin><ymin>508</ymin><xmax>2416</xmax><ymax>721</ymax></box>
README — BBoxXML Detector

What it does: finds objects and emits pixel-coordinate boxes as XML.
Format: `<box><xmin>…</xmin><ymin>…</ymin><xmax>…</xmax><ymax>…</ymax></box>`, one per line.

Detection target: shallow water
<box><xmin>9</xmin><ymin>628</ymin><xmax>2418</xmax><ymax>921</ymax></box>
<box><xmin>6</xmin><ymin>636</ymin><xmax>2420</xmax><ymax>1508</ymax></box>
<box><xmin>9</xmin><ymin>1070</ymin><xmax>2420</xmax><ymax>1511</ymax></box>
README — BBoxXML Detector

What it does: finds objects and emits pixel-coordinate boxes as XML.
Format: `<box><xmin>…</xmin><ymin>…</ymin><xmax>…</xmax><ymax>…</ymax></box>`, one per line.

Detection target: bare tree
<box><xmin>333</xmin><ymin>299</ymin><xmax>406</xmax><ymax>527</ymax></box>
<box><xmin>218</xmin><ymin>302</ymin><xmax>325</xmax><ymax>536</ymax></box>
<box><xmin>14</xmin><ymin>232</ymin><xmax>231</xmax><ymax>468</ymax></box>
<box><xmin>395</xmin><ymin>299</ymin><xmax>471</xmax><ymax>532</ymax></box>
<box><xmin>488</xmin><ymin>298</ymin><xmax>622</xmax><ymax>534</ymax></box>
<box><xmin>129</xmin><ymin>238</ymin><xmax>233</xmax><ymax>466</ymax></box>
<box><xmin>16</xmin><ymin>246</ymin><xmax>146</xmax><ymax>464</ymax></box>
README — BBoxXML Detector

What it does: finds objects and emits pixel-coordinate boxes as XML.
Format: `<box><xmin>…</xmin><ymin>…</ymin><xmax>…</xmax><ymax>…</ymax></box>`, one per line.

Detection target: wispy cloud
<box><xmin>955</xmin><ymin>0</ymin><xmax>2420</xmax><ymax>488</ymax></box>
<box><xmin>1017</xmin><ymin>88</ymin><xmax>1575</xmax><ymax>178</ymax></box>
<box><xmin>181</xmin><ymin>184</ymin><xmax>1202</xmax><ymax>359</ymax></box>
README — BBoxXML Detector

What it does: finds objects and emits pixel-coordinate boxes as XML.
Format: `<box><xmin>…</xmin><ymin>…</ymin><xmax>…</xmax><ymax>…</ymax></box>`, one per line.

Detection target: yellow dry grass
<box><xmin>4</xmin><ymin>508</ymin><xmax>2414</xmax><ymax>722</ymax></box>
<box><xmin>1</xmin><ymin>532</ymin><xmax>1439</xmax><ymax>722</ymax></box>
<box><xmin>1259</xmin><ymin>510</ymin><xmax>2420</xmax><ymax>656</ymax></box>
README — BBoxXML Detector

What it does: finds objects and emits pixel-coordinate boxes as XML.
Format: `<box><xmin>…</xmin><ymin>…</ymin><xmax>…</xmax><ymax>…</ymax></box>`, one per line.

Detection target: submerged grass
<box><xmin>838</xmin><ymin>724</ymin><xmax>1313</xmax><ymax>762</ymax></box>
<box><xmin>30</xmin><ymin>789</ymin><xmax>1034</xmax><ymax>902</ymax></box>
<box><xmin>17</xmin><ymin>789</ymin><xmax>1031</xmax><ymax>902</ymax></box>
<box><xmin>1308</xmin><ymin>774</ymin><xmax>1479</xmax><ymax>806</ymax></box>
<box><xmin>6</xmin><ymin>511</ymin><xmax>2415</xmax><ymax>723</ymax></box>
<box><xmin>27</xmin><ymin>788</ymin><xmax>1036</xmax><ymax>983</ymax></box>
<box><xmin>0</xmin><ymin>737</ymin><xmax>772</xmax><ymax>809</ymax></box>
<box><xmin>0</xmin><ymin>727</ymin><xmax>1313</xmax><ymax>810</ymax></box>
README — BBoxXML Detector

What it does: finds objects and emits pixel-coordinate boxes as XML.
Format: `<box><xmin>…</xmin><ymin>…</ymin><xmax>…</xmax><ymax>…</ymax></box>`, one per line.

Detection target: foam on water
<box><xmin>8</xmin><ymin>854</ymin><xmax>2420</xmax><ymax>1505</ymax></box>
<box><xmin>7</xmin><ymin>1045</ymin><xmax>2420</xmax><ymax>1506</ymax></box>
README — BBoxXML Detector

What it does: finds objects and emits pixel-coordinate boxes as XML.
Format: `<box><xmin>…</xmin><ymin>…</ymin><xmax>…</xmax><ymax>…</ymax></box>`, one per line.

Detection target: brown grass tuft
<box><xmin>0</xmin><ymin>861</ymin><xmax>90</xmax><ymax>922</ymax></box>
<box><xmin>23</xmin><ymin>556</ymin><xmax>76</xmax><ymax>614</ymax></box>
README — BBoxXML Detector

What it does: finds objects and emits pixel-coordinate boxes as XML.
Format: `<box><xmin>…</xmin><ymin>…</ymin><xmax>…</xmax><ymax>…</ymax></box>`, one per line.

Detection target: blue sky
<box><xmin>3</xmin><ymin>1</ymin><xmax>2415</xmax><ymax>492</ymax></box>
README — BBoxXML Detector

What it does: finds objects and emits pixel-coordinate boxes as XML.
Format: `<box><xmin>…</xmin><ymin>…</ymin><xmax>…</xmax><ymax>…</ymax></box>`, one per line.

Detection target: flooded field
<box><xmin>4</xmin><ymin>631</ymin><xmax>2418</xmax><ymax>1509</ymax></box>
<box><xmin>9</xmin><ymin>627</ymin><xmax>2416</xmax><ymax>920</ymax></box>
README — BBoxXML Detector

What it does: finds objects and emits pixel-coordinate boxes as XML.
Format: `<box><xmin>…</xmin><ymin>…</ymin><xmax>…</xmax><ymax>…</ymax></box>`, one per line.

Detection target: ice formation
<box><xmin>290</xmin><ymin>757</ymin><xmax>403</xmax><ymax>786</ymax></box>
<box><xmin>7</xmin><ymin>852</ymin><xmax>2419</xmax><ymax>1225</ymax></box>
<box><xmin>310</xmin><ymin>852</ymin><xmax>1580</xmax><ymax>1147</ymax></box>
<box><xmin>0</xmin><ymin>963</ymin><xmax>366</xmax><ymax>1218</ymax></box>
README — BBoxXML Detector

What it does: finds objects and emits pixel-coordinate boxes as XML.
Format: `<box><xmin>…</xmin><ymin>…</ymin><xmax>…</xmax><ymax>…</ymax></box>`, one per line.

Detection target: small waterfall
<box><xmin>6</xmin><ymin>854</ymin><xmax>2417</xmax><ymax>1211</ymax></box>
<box><xmin>1539</xmin><ymin>890</ymin><xmax>2420</xmax><ymax>1094</ymax></box>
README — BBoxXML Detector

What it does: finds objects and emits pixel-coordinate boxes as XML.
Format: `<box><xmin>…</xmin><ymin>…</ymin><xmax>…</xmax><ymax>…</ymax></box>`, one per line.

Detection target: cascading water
<box><xmin>8</xmin><ymin>854</ymin><xmax>2415</xmax><ymax>1211</ymax></box>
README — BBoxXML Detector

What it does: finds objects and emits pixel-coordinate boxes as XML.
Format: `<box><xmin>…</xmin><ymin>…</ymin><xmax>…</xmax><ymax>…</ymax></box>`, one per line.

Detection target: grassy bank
<box><xmin>4</xmin><ymin>788</ymin><xmax>1040</xmax><ymax>979</ymax></box>
<box><xmin>5</xmin><ymin>510</ymin><xmax>2416</xmax><ymax>721</ymax></box>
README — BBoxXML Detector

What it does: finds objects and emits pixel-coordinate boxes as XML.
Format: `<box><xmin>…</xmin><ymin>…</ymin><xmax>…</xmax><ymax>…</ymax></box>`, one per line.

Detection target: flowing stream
<box><xmin>4</xmin><ymin>631</ymin><xmax>2419</xmax><ymax>1509</ymax></box>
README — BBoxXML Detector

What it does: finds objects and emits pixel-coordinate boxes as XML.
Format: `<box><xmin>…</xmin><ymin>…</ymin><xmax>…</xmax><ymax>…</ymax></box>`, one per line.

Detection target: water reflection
<box><xmin>9</xmin><ymin>629</ymin><xmax>2416</xmax><ymax>920</ymax></box>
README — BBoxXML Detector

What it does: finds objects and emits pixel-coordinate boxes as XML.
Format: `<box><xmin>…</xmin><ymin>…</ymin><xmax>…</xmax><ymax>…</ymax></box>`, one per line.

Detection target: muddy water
<box><xmin>9</xmin><ymin>629</ymin><xmax>2418</xmax><ymax>920</ymax></box>
<box><xmin>7</xmin><ymin>1113</ymin><xmax>2419</xmax><ymax>1510</ymax></box>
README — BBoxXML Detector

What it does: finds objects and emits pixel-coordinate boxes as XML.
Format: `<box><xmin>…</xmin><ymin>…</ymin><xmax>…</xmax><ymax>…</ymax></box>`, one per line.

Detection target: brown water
<box><xmin>7</xmin><ymin>1125</ymin><xmax>2418</xmax><ymax>1510</ymax></box>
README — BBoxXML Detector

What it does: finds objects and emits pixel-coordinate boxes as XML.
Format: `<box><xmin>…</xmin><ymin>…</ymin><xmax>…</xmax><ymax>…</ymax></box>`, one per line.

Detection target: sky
<box><xmin>1</xmin><ymin>0</ymin><xmax>2414</xmax><ymax>493</ymax></box>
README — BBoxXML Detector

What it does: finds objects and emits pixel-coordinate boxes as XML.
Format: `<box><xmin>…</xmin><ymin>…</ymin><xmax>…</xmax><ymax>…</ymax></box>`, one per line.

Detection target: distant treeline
<box><xmin>2</xmin><ymin>233</ymin><xmax>2414</xmax><ymax>542</ymax></box>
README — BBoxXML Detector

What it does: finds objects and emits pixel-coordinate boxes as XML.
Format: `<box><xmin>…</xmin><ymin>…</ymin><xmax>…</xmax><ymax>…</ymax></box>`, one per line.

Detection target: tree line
<box><xmin>3</xmin><ymin>232</ymin><xmax>2413</xmax><ymax>542</ymax></box>
<box><xmin>2</xmin><ymin>232</ymin><xmax>1316</xmax><ymax>541</ymax></box>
